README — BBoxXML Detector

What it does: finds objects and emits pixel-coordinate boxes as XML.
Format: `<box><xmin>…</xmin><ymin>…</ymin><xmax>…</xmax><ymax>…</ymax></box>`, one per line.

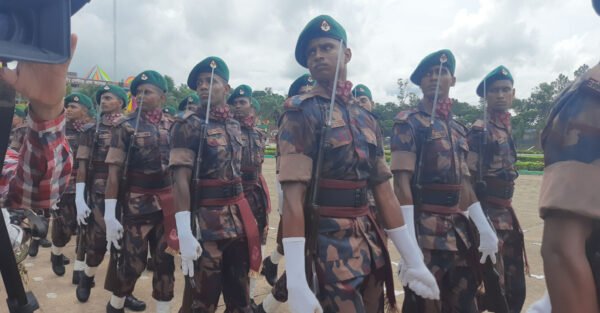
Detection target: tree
<box><xmin>451</xmin><ymin>99</ymin><xmax>482</xmax><ymax>127</ymax></box>
<box><xmin>574</xmin><ymin>64</ymin><xmax>590</xmax><ymax>78</ymax></box>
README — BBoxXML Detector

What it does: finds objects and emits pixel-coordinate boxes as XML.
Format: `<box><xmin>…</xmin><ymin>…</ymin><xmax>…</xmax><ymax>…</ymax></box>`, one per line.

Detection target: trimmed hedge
<box><xmin>515</xmin><ymin>161</ymin><xmax>544</xmax><ymax>171</ymax></box>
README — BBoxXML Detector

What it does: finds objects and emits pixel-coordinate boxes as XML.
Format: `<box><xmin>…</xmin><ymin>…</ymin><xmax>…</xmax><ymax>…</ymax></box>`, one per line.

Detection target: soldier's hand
<box><xmin>404</xmin><ymin>266</ymin><xmax>440</xmax><ymax>300</ymax></box>
<box><xmin>175</xmin><ymin>211</ymin><xmax>202</xmax><ymax>277</ymax></box>
<box><xmin>467</xmin><ymin>202</ymin><xmax>499</xmax><ymax>264</ymax></box>
<box><xmin>75</xmin><ymin>183</ymin><xmax>91</xmax><ymax>225</ymax></box>
<box><xmin>104</xmin><ymin>199</ymin><xmax>123</xmax><ymax>250</ymax></box>
<box><xmin>283</xmin><ymin>237</ymin><xmax>323</xmax><ymax>313</ymax></box>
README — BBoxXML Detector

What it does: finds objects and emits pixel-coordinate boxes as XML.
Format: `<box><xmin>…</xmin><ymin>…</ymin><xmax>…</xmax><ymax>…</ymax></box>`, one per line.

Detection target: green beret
<box><xmin>187</xmin><ymin>56</ymin><xmax>229</xmax><ymax>89</ymax></box>
<box><xmin>410</xmin><ymin>49</ymin><xmax>456</xmax><ymax>85</ymax></box>
<box><xmin>95</xmin><ymin>84</ymin><xmax>128</xmax><ymax>108</ymax></box>
<box><xmin>595</xmin><ymin>0</ymin><xmax>600</xmax><ymax>15</ymax></box>
<box><xmin>251</xmin><ymin>98</ymin><xmax>261</xmax><ymax>112</ymax></box>
<box><xmin>163</xmin><ymin>105</ymin><xmax>177</xmax><ymax>116</ymax></box>
<box><xmin>288</xmin><ymin>74</ymin><xmax>315</xmax><ymax>97</ymax></box>
<box><xmin>476</xmin><ymin>65</ymin><xmax>514</xmax><ymax>97</ymax></box>
<box><xmin>227</xmin><ymin>85</ymin><xmax>253</xmax><ymax>105</ymax></box>
<box><xmin>14</xmin><ymin>105</ymin><xmax>27</xmax><ymax>118</ymax></box>
<box><xmin>130</xmin><ymin>70</ymin><xmax>167</xmax><ymax>96</ymax></box>
<box><xmin>295</xmin><ymin>15</ymin><xmax>347</xmax><ymax>68</ymax></box>
<box><xmin>178</xmin><ymin>94</ymin><xmax>200</xmax><ymax>111</ymax></box>
<box><xmin>352</xmin><ymin>84</ymin><xmax>372</xmax><ymax>101</ymax></box>
<box><xmin>64</xmin><ymin>92</ymin><xmax>95</xmax><ymax>116</ymax></box>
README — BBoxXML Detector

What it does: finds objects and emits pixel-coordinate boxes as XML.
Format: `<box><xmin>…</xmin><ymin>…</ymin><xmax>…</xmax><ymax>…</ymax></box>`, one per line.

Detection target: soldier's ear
<box><xmin>450</xmin><ymin>76</ymin><xmax>457</xmax><ymax>87</ymax></box>
<box><xmin>344</xmin><ymin>47</ymin><xmax>352</xmax><ymax>64</ymax></box>
<box><xmin>224</xmin><ymin>84</ymin><xmax>232</xmax><ymax>94</ymax></box>
<box><xmin>511</xmin><ymin>88</ymin><xmax>516</xmax><ymax>98</ymax></box>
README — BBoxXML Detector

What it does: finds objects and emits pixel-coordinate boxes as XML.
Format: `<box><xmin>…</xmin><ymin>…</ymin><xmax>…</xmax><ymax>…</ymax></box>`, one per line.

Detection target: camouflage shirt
<box><xmin>77</xmin><ymin>115</ymin><xmax>122</xmax><ymax>195</ymax></box>
<box><xmin>390</xmin><ymin>102</ymin><xmax>472</xmax><ymax>251</ymax></box>
<box><xmin>467</xmin><ymin>117</ymin><xmax>518</xmax><ymax>182</ymax></box>
<box><xmin>64</xmin><ymin>122</ymin><xmax>92</xmax><ymax>194</ymax></box>
<box><xmin>278</xmin><ymin>84</ymin><xmax>390</xmax><ymax>283</ymax></box>
<box><xmin>240</xmin><ymin>126</ymin><xmax>266</xmax><ymax>173</ymax></box>
<box><xmin>9</xmin><ymin>125</ymin><xmax>27</xmax><ymax>152</ymax></box>
<box><xmin>169</xmin><ymin>111</ymin><xmax>245</xmax><ymax>241</ymax></box>
<box><xmin>105</xmin><ymin>112</ymin><xmax>172</xmax><ymax>216</ymax></box>
<box><xmin>467</xmin><ymin>116</ymin><xmax>518</xmax><ymax>231</ymax></box>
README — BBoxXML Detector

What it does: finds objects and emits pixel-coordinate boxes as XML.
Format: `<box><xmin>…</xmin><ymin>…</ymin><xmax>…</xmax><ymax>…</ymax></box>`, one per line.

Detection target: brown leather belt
<box><xmin>195</xmin><ymin>178</ymin><xmax>243</xmax><ymax>203</ymax></box>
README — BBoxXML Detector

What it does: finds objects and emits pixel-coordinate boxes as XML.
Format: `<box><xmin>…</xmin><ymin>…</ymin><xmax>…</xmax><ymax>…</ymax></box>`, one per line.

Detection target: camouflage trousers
<box><xmin>317</xmin><ymin>264</ymin><xmax>386</xmax><ymax>313</ymax></box>
<box><xmin>113</xmin><ymin>212</ymin><xmax>175</xmax><ymax>301</ymax></box>
<box><xmin>179</xmin><ymin>237</ymin><xmax>252</xmax><ymax>313</ymax></box>
<box><xmin>85</xmin><ymin>192</ymin><xmax>107</xmax><ymax>267</ymax></box>
<box><xmin>244</xmin><ymin>186</ymin><xmax>269</xmax><ymax>245</ymax></box>
<box><xmin>403</xmin><ymin>248</ymin><xmax>479</xmax><ymax>313</ymax></box>
<box><xmin>51</xmin><ymin>194</ymin><xmax>77</xmax><ymax>247</ymax></box>
<box><xmin>494</xmin><ymin>229</ymin><xmax>526</xmax><ymax>313</ymax></box>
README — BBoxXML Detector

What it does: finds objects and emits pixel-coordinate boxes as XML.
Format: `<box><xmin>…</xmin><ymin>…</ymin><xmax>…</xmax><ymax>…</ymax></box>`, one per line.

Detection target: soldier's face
<box><xmin>231</xmin><ymin>97</ymin><xmax>252</xmax><ymax>117</ymax></box>
<box><xmin>195</xmin><ymin>73</ymin><xmax>230</xmax><ymax>106</ymax></box>
<box><xmin>357</xmin><ymin>96</ymin><xmax>373</xmax><ymax>111</ymax></box>
<box><xmin>100</xmin><ymin>92</ymin><xmax>122</xmax><ymax>114</ymax></box>
<box><xmin>306</xmin><ymin>37</ymin><xmax>351</xmax><ymax>83</ymax></box>
<box><xmin>419</xmin><ymin>65</ymin><xmax>456</xmax><ymax>100</ymax></box>
<box><xmin>66</xmin><ymin>103</ymin><xmax>88</xmax><ymax>121</ymax></box>
<box><xmin>135</xmin><ymin>84</ymin><xmax>166</xmax><ymax>111</ymax></box>
<box><xmin>486</xmin><ymin>80</ymin><xmax>515</xmax><ymax>112</ymax></box>
<box><xmin>298</xmin><ymin>85</ymin><xmax>312</xmax><ymax>95</ymax></box>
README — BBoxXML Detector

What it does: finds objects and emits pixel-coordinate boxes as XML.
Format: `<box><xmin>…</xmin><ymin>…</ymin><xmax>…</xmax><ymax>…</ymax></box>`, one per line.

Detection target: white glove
<box><xmin>467</xmin><ymin>202</ymin><xmax>499</xmax><ymax>264</ymax></box>
<box><xmin>283</xmin><ymin>237</ymin><xmax>323</xmax><ymax>313</ymax></box>
<box><xmin>3</xmin><ymin>208</ymin><xmax>23</xmax><ymax>249</ymax></box>
<box><xmin>526</xmin><ymin>291</ymin><xmax>551</xmax><ymax>313</ymax></box>
<box><xmin>75</xmin><ymin>183</ymin><xmax>91</xmax><ymax>225</ymax></box>
<box><xmin>386</xmin><ymin>225</ymin><xmax>440</xmax><ymax>300</ymax></box>
<box><xmin>104</xmin><ymin>199</ymin><xmax>123</xmax><ymax>251</ymax></box>
<box><xmin>175</xmin><ymin>211</ymin><xmax>202</xmax><ymax>277</ymax></box>
<box><xmin>276</xmin><ymin>175</ymin><xmax>283</xmax><ymax>215</ymax></box>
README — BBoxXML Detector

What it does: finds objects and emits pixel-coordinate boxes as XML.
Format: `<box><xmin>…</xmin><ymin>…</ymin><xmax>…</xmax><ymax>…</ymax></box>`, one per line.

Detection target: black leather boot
<box><xmin>124</xmin><ymin>295</ymin><xmax>147</xmax><ymax>311</ymax></box>
<box><xmin>261</xmin><ymin>256</ymin><xmax>278</xmax><ymax>286</ymax></box>
<box><xmin>76</xmin><ymin>274</ymin><xmax>95</xmax><ymax>302</ymax></box>
<box><xmin>50</xmin><ymin>253</ymin><xmax>65</xmax><ymax>276</ymax></box>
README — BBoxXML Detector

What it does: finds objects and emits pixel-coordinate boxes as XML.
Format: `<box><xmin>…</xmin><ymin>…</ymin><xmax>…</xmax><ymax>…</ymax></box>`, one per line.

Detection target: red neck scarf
<box><xmin>102</xmin><ymin>113</ymin><xmax>122</xmax><ymax>125</ymax></box>
<box><xmin>210</xmin><ymin>105</ymin><xmax>233</xmax><ymax>121</ymax></box>
<box><xmin>72</xmin><ymin>120</ymin><xmax>88</xmax><ymax>133</ymax></box>
<box><xmin>335</xmin><ymin>80</ymin><xmax>353</xmax><ymax>104</ymax></box>
<box><xmin>435</xmin><ymin>97</ymin><xmax>453</xmax><ymax>120</ymax></box>
<box><xmin>491</xmin><ymin>111</ymin><xmax>511</xmax><ymax>131</ymax></box>
<box><xmin>142</xmin><ymin>108</ymin><xmax>163</xmax><ymax>125</ymax></box>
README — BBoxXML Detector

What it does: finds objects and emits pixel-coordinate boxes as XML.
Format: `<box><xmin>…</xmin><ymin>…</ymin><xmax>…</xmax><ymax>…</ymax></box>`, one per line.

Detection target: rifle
<box><xmin>105</xmin><ymin>97</ymin><xmax>143</xmax><ymax>292</ymax></box>
<box><xmin>305</xmin><ymin>38</ymin><xmax>345</xmax><ymax>294</ymax></box>
<box><xmin>188</xmin><ymin>60</ymin><xmax>218</xmax><ymax>289</ymax></box>
<box><xmin>475</xmin><ymin>80</ymin><xmax>510</xmax><ymax>313</ymax></box>
<box><xmin>75</xmin><ymin>104</ymin><xmax>100</xmax><ymax>266</ymax></box>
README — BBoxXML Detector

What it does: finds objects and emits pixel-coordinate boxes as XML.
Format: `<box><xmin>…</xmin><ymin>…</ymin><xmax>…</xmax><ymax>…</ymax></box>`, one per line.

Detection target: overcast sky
<box><xmin>69</xmin><ymin>0</ymin><xmax>600</xmax><ymax>105</ymax></box>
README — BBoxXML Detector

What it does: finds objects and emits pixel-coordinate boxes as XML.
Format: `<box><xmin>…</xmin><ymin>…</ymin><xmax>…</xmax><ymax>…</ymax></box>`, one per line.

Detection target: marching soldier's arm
<box><xmin>172</xmin><ymin>167</ymin><xmax>192</xmax><ymax>213</ymax></box>
<box><xmin>373</xmin><ymin>181</ymin><xmax>406</xmax><ymax>228</ymax></box>
<box><xmin>281</xmin><ymin>182</ymin><xmax>307</xmax><ymax>237</ymax></box>
<box><xmin>105</xmin><ymin>165</ymin><xmax>120</xmax><ymax>199</ymax></box>
<box><xmin>104</xmin><ymin>125</ymin><xmax>128</xmax><ymax>199</ymax></box>
<box><xmin>393</xmin><ymin>171</ymin><xmax>414</xmax><ymax>205</ymax></box>
<box><xmin>76</xmin><ymin>161</ymin><xmax>87</xmax><ymax>183</ymax></box>
<box><xmin>460</xmin><ymin>179</ymin><xmax>479</xmax><ymax>208</ymax></box>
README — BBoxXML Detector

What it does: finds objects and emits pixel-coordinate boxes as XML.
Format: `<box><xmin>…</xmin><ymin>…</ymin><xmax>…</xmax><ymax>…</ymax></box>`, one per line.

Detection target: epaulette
<box><xmin>80</xmin><ymin>122</ymin><xmax>95</xmax><ymax>132</ymax></box>
<box><xmin>283</xmin><ymin>93</ymin><xmax>315</xmax><ymax>111</ymax></box>
<box><xmin>471</xmin><ymin>119</ymin><xmax>485</xmax><ymax>130</ymax></box>
<box><xmin>114</xmin><ymin>113</ymin><xmax>135</xmax><ymax>126</ymax></box>
<box><xmin>451</xmin><ymin>119</ymin><xmax>469</xmax><ymax>136</ymax></box>
<box><xmin>181</xmin><ymin>110</ymin><xmax>197</xmax><ymax>121</ymax></box>
<box><xmin>393</xmin><ymin>109</ymin><xmax>418</xmax><ymax>123</ymax></box>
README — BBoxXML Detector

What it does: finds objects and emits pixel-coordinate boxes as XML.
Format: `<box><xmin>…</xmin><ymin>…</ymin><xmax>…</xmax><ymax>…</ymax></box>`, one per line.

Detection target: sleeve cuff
<box><xmin>76</xmin><ymin>146</ymin><xmax>91</xmax><ymax>160</ymax></box>
<box><xmin>278</xmin><ymin>154</ymin><xmax>313</xmax><ymax>183</ymax></box>
<box><xmin>105</xmin><ymin>148</ymin><xmax>125</xmax><ymax>165</ymax></box>
<box><xmin>390</xmin><ymin>150</ymin><xmax>416</xmax><ymax>172</ymax></box>
<box><xmin>169</xmin><ymin>148</ymin><xmax>196</xmax><ymax>168</ymax></box>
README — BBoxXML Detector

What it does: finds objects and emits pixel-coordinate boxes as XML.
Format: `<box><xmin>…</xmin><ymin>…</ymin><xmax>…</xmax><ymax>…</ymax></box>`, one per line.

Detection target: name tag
<box><xmin>135</xmin><ymin>132</ymin><xmax>151</xmax><ymax>138</ymax></box>
<box><xmin>99</xmin><ymin>134</ymin><xmax>111</xmax><ymax>139</ymax></box>
<box><xmin>331</xmin><ymin>119</ymin><xmax>346</xmax><ymax>128</ymax></box>
<box><xmin>207</xmin><ymin>128</ymin><xmax>224</xmax><ymax>136</ymax></box>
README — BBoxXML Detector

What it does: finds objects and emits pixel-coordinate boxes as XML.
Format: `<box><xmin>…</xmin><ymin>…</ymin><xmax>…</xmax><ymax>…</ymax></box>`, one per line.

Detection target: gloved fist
<box><xmin>284</xmin><ymin>237</ymin><xmax>323</xmax><ymax>313</ymax></box>
<box><xmin>467</xmin><ymin>202</ymin><xmax>499</xmax><ymax>264</ymax></box>
<box><xmin>75</xmin><ymin>183</ymin><xmax>91</xmax><ymax>225</ymax></box>
<box><xmin>175</xmin><ymin>211</ymin><xmax>202</xmax><ymax>277</ymax></box>
<box><xmin>104</xmin><ymin>199</ymin><xmax>123</xmax><ymax>250</ymax></box>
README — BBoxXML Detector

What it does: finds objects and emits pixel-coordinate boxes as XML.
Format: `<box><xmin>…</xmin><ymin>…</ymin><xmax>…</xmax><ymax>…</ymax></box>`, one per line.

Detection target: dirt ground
<box><xmin>0</xmin><ymin>158</ymin><xmax>548</xmax><ymax>313</ymax></box>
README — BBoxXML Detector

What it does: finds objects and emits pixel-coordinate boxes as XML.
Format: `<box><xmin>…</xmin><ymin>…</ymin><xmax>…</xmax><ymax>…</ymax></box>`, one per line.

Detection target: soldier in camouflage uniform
<box><xmin>279</xmin><ymin>15</ymin><xmax>438</xmax><ymax>313</ymax></box>
<box><xmin>227</xmin><ymin>84</ymin><xmax>271</xmax><ymax>310</ymax></box>
<box><xmin>171</xmin><ymin>56</ymin><xmax>261</xmax><ymax>313</ymax></box>
<box><xmin>538</xmin><ymin>62</ymin><xmax>600</xmax><ymax>313</ymax></box>
<box><xmin>258</xmin><ymin>74</ymin><xmax>315</xmax><ymax>313</ymax></box>
<box><xmin>74</xmin><ymin>84</ymin><xmax>146</xmax><ymax>311</ymax></box>
<box><xmin>103</xmin><ymin>71</ymin><xmax>176</xmax><ymax>313</ymax></box>
<box><xmin>467</xmin><ymin>66</ymin><xmax>526</xmax><ymax>313</ymax></box>
<box><xmin>50</xmin><ymin>93</ymin><xmax>95</xmax><ymax>277</ymax></box>
<box><xmin>390</xmin><ymin>49</ymin><xmax>499</xmax><ymax>313</ymax></box>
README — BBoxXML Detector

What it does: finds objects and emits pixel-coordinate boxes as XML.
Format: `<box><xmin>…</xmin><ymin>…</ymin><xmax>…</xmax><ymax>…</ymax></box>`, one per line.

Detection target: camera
<box><xmin>0</xmin><ymin>0</ymin><xmax>89</xmax><ymax>64</ymax></box>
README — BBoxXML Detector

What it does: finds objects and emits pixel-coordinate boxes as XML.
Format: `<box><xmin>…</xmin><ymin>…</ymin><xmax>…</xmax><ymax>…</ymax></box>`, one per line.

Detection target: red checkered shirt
<box><xmin>1</xmin><ymin>112</ymin><xmax>73</xmax><ymax>209</ymax></box>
